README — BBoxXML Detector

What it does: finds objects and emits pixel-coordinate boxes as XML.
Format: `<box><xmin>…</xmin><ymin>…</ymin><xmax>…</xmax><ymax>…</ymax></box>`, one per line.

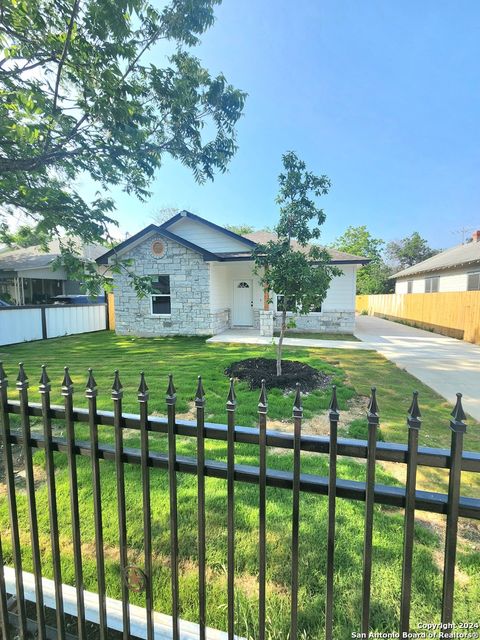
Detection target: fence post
<box><xmin>112</xmin><ymin>370</ymin><xmax>130</xmax><ymax>640</ymax></box>
<box><xmin>361</xmin><ymin>387</ymin><xmax>379</xmax><ymax>635</ymax></box>
<box><xmin>166</xmin><ymin>374</ymin><xmax>180</xmax><ymax>640</ymax></box>
<box><xmin>226</xmin><ymin>378</ymin><xmax>237</xmax><ymax>640</ymax></box>
<box><xmin>290</xmin><ymin>383</ymin><xmax>302</xmax><ymax>640</ymax></box>
<box><xmin>258</xmin><ymin>380</ymin><xmax>268</xmax><ymax>640</ymax></box>
<box><xmin>195</xmin><ymin>376</ymin><xmax>207</xmax><ymax>640</ymax></box>
<box><xmin>39</xmin><ymin>365</ymin><xmax>66</xmax><ymax>640</ymax></box>
<box><xmin>86</xmin><ymin>369</ymin><xmax>107</xmax><ymax>640</ymax></box>
<box><xmin>138</xmin><ymin>372</ymin><xmax>154</xmax><ymax>640</ymax></box>
<box><xmin>17</xmin><ymin>364</ymin><xmax>46</xmax><ymax>640</ymax></box>
<box><xmin>62</xmin><ymin>366</ymin><xmax>86</xmax><ymax>640</ymax></box>
<box><xmin>325</xmin><ymin>385</ymin><xmax>339</xmax><ymax>640</ymax></box>
<box><xmin>0</xmin><ymin>362</ymin><xmax>27</xmax><ymax>638</ymax></box>
<box><xmin>400</xmin><ymin>391</ymin><xmax>421</xmax><ymax>634</ymax></box>
<box><xmin>441</xmin><ymin>393</ymin><xmax>467</xmax><ymax>625</ymax></box>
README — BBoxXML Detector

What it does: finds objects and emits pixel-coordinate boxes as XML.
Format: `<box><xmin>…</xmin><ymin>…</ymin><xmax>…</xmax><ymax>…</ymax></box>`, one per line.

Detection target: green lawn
<box><xmin>274</xmin><ymin>331</ymin><xmax>360</xmax><ymax>341</ymax></box>
<box><xmin>0</xmin><ymin>331</ymin><xmax>478</xmax><ymax>639</ymax></box>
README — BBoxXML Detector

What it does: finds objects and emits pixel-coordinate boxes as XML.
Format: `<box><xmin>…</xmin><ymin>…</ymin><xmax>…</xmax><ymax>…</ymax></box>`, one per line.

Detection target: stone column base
<box><xmin>259</xmin><ymin>310</ymin><xmax>274</xmax><ymax>337</ymax></box>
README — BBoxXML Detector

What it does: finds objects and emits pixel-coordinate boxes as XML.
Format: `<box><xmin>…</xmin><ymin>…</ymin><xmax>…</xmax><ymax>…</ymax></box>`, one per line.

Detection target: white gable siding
<box><xmin>168</xmin><ymin>217</ymin><xmax>250</xmax><ymax>253</ymax></box>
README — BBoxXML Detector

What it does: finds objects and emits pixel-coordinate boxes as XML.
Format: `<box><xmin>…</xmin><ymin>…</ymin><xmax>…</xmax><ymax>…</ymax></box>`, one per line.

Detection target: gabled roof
<box><xmin>391</xmin><ymin>241</ymin><xmax>480</xmax><ymax>279</ymax></box>
<box><xmin>96</xmin><ymin>223</ymin><xmax>220</xmax><ymax>265</ymax></box>
<box><xmin>0</xmin><ymin>239</ymin><xmax>104</xmax><ymax>273</ymax></box>
<box><xmin>159</xmin><ymin>210</ymin><xmax>258</xmax><ymax>248</ymax></box>
<box><xmin>244</xmin><ymin>231</ymin><xmax>370</xmax><ymax>264</ymax></box>
<box><xmin>96</xmin><ymin>212</ymin><xmax>370</xmax><ymax>265</ymax></box>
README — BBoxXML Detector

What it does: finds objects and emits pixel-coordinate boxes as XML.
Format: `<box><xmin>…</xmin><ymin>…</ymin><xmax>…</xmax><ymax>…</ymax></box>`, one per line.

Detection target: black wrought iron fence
<box><xmin>0</xmin><ymin>361</ymin><xmax>479</xmax><ymax>640</ymax></box>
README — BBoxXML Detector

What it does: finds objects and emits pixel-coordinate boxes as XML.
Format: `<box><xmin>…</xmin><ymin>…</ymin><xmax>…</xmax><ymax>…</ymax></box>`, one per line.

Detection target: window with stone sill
<box><xmin>151</xmin><ymin>275</ymin><xmax>171</xmax><ymax>315</ymax></box>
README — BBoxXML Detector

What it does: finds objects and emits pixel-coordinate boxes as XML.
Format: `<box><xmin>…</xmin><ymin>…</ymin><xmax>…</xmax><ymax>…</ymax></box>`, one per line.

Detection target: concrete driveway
<box><xmin>354</xmin><ymin>315</ymin><xmax>480</xmax><ymax>421</ymax></box>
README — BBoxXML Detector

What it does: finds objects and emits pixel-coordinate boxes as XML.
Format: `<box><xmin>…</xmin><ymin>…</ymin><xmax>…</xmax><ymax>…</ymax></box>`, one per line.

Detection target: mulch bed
<box><xmin>225</xmin><ymin>357</ymin><xmax>332</xmax><ymax>392</ymax></box>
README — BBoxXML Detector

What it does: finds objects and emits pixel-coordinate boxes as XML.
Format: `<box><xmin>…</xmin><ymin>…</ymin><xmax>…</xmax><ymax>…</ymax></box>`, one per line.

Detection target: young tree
<box><xmin>386</xmin><ymin>232</ymin><xmax>440</xmax><ymax>270</ymax></box>
<box><xmin>252</xmin><ymin>152</ymin><xmax>340</xmax><ymax>376</ymax></box>
<box><xmin>331</xmin><ymin>225</ymin><xmax>393</xmax><ymax>294</ymax></box>
<box><xmin>0</xmin><ymin>0</ymin><xmax>246</xmax><ymax>291</ymax></box>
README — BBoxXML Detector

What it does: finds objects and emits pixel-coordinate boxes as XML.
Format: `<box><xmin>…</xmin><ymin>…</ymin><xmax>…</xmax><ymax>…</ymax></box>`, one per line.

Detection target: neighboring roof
<box><xmin>391</xmin><ymin>241</ymin><xmax>480</xmax><ymax>279</ymax></box>
<box><xmin>96</xmin><ymin>213</ymin><xmax>370</xmax><ymax>265</ymax></box>
<box><xmin>244</xmin><ymin>231</ymin><xmax>370</xmax><ymax>264</ymax></box>
<box><xmin>0</xmin><ymin>239</ymin><xmax>105</xmax><ymax>273</ymax></box>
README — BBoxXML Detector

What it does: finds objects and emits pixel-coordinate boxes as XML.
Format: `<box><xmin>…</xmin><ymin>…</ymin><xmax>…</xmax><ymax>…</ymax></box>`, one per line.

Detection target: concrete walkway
<box><xmin>354</xmin><ymin>315</ymin><xmax>480</xmax><ymax>421</ymax></box>
<box><xmin>206</xmin><ymin>328</ymin><xmax>371</xmax><ymax>350</ymax></box>
<box><xmin>207</xmin><ymin>317</ymin><xmax>480</xmax><ymax>421</ymax></box>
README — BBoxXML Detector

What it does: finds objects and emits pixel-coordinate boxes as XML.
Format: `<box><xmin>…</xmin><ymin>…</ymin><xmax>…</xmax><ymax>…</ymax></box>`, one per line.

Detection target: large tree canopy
<box><xmin>0</xmin><ymin>0</ymin><xmax>246</xmax><ymax>289</ymax></box>
<box><xmin>331</xmin><ymin>225</ymin><xmax>393</xmax><ymax>294</ymax></box>
<box><xmin>386</xmin><ymin>232</ymin><xmax>440</xmax><ymax>270</ymax></box>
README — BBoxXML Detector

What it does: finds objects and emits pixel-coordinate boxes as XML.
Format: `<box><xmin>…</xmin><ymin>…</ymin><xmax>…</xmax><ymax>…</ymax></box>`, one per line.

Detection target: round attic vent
<box><xmin>151</xmin><ymin>240</ymin><xmax>165</xmax><ymax>258</ymax></box>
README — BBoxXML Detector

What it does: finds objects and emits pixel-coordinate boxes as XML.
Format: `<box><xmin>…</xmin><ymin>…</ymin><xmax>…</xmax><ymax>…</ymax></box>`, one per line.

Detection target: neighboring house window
<box><xmin>276</xmin><ymin>295</ymin><xmax>296</xmax><ymax>312</ymax></box>
<box><xmin>151</xmin><ymin>275</ymin><xmax>171</xmax><ymax>315</ymax></box>
<box><xmin>467</xmin><ymin>271</ymin><xmax>480</xmax><ymax>291</ymax></box>
<box><xmin>407</xmin><ymin>281</ymin><xmax>413</xmax><ymax>293</ymax></box>
<box><xmin>425</xmin><ymin>276</ymin><xmax>439</xmax><ymax>293</ymax></box>
<box><xmin>310</xmin><ymin>303</ymin><xmax>322</xmax><ymax>313</ymax></box>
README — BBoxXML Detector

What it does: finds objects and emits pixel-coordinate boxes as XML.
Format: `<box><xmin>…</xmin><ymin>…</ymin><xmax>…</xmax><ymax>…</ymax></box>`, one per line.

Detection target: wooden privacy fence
<box><xmin>0</xmin><ymin>364</ymin><xmax>479</xmax><ymax>639</ymax></box>
<box><xmin>356</xmin><ymin>291</ymin><xmax>480</xmax><ymax>343</ymax></box>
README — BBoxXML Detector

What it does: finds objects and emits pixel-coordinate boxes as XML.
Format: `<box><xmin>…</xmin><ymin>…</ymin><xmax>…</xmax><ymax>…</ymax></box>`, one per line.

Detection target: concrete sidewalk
<box><xmin>207</xmin><ymin>317</ymin><xmax>480</xmax><ymax>421</ymax></box>
<box><xmin>355</xmin><ymin>315</ymin><xmax>480</xmax><ymax>421</ymax></box>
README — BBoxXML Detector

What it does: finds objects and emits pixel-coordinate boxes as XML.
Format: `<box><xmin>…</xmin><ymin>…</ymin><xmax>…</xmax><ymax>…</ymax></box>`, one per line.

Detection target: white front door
<box><xmin>233</xmin><ymin>279</ymin><xmax>254</xmax><ymax>326</ymax></box>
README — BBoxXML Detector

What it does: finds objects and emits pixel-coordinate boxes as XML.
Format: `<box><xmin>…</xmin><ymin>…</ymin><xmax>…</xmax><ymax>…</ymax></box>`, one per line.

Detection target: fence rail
<box><xmin>0</xmin><ymin>363</ymin><xmax>479</xmax><ymax>639</ymax></box>
<box><xmin>0</xmin><ymin>303</ymin><xmax>108</xmax><ymax>346</ymax></box>
<box><xmin>356</xmin><ymin>291</ymin><xmax>480</xmax><ymax>344</ymax></box>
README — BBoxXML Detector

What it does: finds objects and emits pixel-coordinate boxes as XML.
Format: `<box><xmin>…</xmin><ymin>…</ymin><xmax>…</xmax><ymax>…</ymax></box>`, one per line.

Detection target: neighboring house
<box><xmin>392</xmin><ymin>230</ymin><xmax>480</xmax><ymax>294</ymax></box>
<box><xmin>97</xmin><ymin>211</ymin><xmax>369</xmax><ymax>336</ymax></box>
<box><xmin>0</xmin><ymin>239</ymin><xmax>104</xmax><ymax>305</ymax></box>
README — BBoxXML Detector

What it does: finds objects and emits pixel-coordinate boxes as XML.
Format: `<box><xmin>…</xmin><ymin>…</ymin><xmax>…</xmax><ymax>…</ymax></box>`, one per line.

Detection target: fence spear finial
<box><xmin>407</xmin><ymin>391</ymin><xmax>421</xmax><ymax>429</ymax></box>
<box><xmin>85</xmin><ymin>368</ymin><xmax>98</xmax><ymax>398</ymax></box>
<box><xmin>328</xmin><ymin>385</ymin><xmax>339</xmax><ymax>418</ymax></box>
<box><xmin>61</xmin><ymin>366</ymin><xmax>74</xmax><ymax>396</ymax></box>
<box><xmin>111</xmin><ymin>369</ymin><xmax>123</xmax><ymax>400</ymax></box>
<box><xmin>39</xmin><ymin>365</ymin><xmax>51</xmax><ymax>394</ymax></box>
<box><xmin>226</xmin><ymin>377</ymin><xmax>236</xmax><ymax>411</ymax></box>
<box><xmin>195</xmin><ymin>376</ymin><xmax>205</xmax><ymax>407</ymax></box>
<box><xmin>0</xmin><ymin>362</ymin><xmax>8</xmax><ymax>390</ymax></box>
<box><xmin>258</xmin><ymin>379</ymin><xmax>268</xmax><ymax>414</ymax></box>
<box><xmin>16</xmin><ymin>362</ymin><xmax>29</xmax><ymax>390</ymax></box>
<box><xmin>367</xmin><ymin>386</ymin><xmax>379</xmax><ymax>417</ymax></box>
<box><xmin>138</xmin><ymin>371</ymin><xmax>149</xmax><ymax>402</ymax></box>
<box><xmin>166</xmin><ymin>373</ymin><xmax>176</xmax><ymax>405</ymax></box>
<box><xmin>450</xmin><ymin>392</ymin><xmax>467</xmax><ymax>432</ymax></box>
<box><xmin>293</xmin><ymin>382</ymin><xmax>303</xmax><ymax>418</ymax></box>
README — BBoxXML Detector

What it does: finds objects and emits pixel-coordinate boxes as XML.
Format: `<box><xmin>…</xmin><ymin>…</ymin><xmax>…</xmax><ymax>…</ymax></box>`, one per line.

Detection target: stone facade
<box><xmin>259</xmin><ymin>310</ymin><xmax>274</xmax><ymax>337</ymax></box>
<box><xmin>113</xmin><ymin>233</ymin><xmax>220</xmax><ymax>336</ymax></box>
<box><xmin>273</xmin><ymin>310</ymin><xmax>355</xmax><ymax>334</ymax></box>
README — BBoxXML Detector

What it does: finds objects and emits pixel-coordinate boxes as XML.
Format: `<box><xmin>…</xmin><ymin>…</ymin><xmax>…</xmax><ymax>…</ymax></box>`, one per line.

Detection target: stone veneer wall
<box><xmin>113</xmin><ymin>233</ymin><xmax>222</xmax><ymax>336</ymax></box>
<box><xmin>273</xmin><ymin>311</ymin><xmax>355</xmax><ymax>334</ymax></box>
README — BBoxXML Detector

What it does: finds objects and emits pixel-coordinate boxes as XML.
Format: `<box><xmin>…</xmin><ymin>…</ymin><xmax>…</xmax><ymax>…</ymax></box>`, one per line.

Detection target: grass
<box><xmin>0</xmin><ymin>331</ymin><xmax>478</xmax><ymax>638</ymax></box>
<box><xmin>274</xmin><ymin>331</ymin><xmax>360</xmax><ymax>341</ymax></box>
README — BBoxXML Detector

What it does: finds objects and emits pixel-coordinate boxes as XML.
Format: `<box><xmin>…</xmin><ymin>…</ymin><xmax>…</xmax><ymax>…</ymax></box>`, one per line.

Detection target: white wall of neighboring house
<box><xmin>395</xmin><ymin>265</ymin><xmax>480</xmax><ymax>294</ymax></box>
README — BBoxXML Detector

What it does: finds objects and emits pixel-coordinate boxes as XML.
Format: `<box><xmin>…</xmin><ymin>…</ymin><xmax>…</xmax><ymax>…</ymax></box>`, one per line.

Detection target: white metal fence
<box><xmin>0</xmin><ymin>304</ymin><xmax>107</xmax><ymax>346</ymax></box>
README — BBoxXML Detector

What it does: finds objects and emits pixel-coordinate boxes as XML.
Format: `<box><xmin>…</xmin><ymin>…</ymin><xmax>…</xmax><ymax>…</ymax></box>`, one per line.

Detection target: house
<box><xmin>96</xmin><ymin>211</ymin><xmax>369</xmax><ymax>337</ymax></box>
<box><xmin>0</xmin><ymin>239</ymin><xmax>104</xmax><ymax>305</ymax></box>
<box><xmin>392</xmin><ymin>230</ymin><xmax>480</xmax><ymax>294</ymax></box>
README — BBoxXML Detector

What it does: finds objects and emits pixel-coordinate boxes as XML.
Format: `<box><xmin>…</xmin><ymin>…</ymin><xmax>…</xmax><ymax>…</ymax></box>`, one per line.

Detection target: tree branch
<box><xmin>52</xmin><ymin>0</ymin><xmax>81</xmax><ymax>113</ymax></box>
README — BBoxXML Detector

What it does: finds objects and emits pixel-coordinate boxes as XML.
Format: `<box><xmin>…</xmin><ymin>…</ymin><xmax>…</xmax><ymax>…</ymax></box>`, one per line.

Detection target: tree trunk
<box><xmin>277</xmin><ymin>307</ymin><xmax>287</xmax><ymax>376</ymax></box>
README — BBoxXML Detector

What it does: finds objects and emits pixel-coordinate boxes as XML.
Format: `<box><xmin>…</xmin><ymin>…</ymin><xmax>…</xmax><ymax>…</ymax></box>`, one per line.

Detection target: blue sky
<box><xmin>79</xmin><ymin>1</ymin><xmax>480</xmax><ymax>248</ymax></box>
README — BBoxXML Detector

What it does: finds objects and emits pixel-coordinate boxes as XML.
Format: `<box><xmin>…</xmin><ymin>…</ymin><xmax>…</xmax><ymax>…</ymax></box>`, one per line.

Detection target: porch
<box><xmin>206</xmin><ymin>327</ymin><xmax>370</xmax><ymax>350</ymax></box>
